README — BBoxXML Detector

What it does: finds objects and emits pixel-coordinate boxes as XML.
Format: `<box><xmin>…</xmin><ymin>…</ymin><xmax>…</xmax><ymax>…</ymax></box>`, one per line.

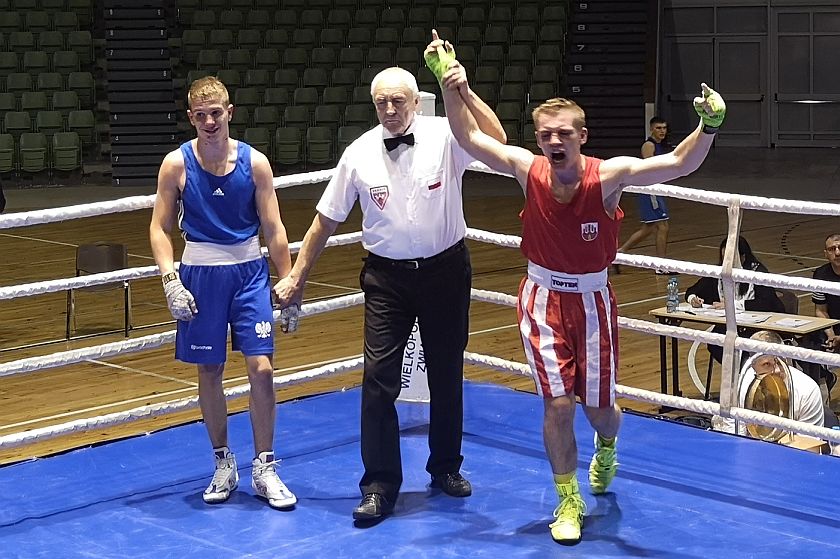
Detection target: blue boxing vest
<box><xmin>178</xmin><ymin>140</ymin><xmax>260</xmax><ymax>244</ymax></box>
<box><xmin>647</xmin><ymin>136</ymin><xmax>673</xmax><ymax>156</ymax></box>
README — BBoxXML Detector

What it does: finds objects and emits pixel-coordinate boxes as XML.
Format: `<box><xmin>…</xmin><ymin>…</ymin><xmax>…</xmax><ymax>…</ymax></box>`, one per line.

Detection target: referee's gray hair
<box><xmin>370</xmin><ymin>67</ymin><xmax>419</xmax><ymax>98</ymax></box>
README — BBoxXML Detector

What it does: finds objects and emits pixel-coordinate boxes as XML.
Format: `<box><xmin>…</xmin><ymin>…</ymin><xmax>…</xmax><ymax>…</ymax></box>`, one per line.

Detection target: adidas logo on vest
<box><xmin>212</xmin><ymin>188</ymin><xmax>224</xmax><ymax>196</ymax></box>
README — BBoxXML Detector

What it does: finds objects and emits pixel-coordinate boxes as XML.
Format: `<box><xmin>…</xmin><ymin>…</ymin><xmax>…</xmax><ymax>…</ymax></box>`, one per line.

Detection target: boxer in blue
<box><xmin>149</xmin><ymin>76</ymin><xmax>297</xmax><ymax>509</ymax></box>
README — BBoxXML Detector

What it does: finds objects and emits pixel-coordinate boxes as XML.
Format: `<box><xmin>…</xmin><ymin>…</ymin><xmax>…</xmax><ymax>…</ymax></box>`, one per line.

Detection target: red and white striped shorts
<box><xmin>517</xmin><ymin>277</ymin><xmax>619</xmax><ymax>407</ymax></box>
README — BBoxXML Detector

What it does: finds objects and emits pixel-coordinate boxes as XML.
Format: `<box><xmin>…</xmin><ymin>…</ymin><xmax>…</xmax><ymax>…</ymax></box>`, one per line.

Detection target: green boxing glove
<box><xmin>693</xmin><ymin>82</ymin><xmax>726</xmax><ymax>132</ymax></box>
<box><xmin>424</xmin><ymin>43</ymin><xmax>457</xmax><ymax>84</ymax></box>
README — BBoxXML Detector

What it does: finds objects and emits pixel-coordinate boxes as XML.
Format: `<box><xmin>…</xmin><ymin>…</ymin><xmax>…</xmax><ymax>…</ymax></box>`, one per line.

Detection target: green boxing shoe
<box><xmin>424</xmin><ymin>44</ymin><xmax>457</xmax><ymax>84</ymax></box>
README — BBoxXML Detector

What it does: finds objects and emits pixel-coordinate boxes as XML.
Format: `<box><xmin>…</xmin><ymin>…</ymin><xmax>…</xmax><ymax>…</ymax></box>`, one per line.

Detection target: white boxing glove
<box><xmin>162</xmin><ymin>272</ymin><xmax>198</xmax><ymax>321</ymax></box>
<box><xmin>278</xmin><ymin>303</ymin><xmax>300</xmax><ymax>334</ymax></box>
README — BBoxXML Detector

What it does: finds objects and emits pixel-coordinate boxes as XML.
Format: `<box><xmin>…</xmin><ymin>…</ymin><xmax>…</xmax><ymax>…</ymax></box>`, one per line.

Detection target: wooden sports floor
<box><xmin>1</xmin><ymin>169</ymin><xmax>836</xmax><ymax>465</ymax></box>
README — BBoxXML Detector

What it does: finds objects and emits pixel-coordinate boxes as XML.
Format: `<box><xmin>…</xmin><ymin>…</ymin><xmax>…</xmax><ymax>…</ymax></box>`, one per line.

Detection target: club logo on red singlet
<box><xmin>370</xmin><ymin>186</ymin><xmax>389</xmax><ymax>210</ymax></box>
<box><xmin>581</xmin><ymin>222</ymin><xmax>598</xmax><ymax>241</ymax></box>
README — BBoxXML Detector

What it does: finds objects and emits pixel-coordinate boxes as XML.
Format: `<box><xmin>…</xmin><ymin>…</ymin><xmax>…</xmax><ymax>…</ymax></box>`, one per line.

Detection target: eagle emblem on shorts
<box><xmin>581</xmin><ymin>222</ymin><xmax>598</xmax><ymax>241</ymax></box>
<box><xmin>255</xmin><ymin>321</ymin><xmax>272</xmax><ymax>339</ymax></box>
<box><xmin>370</xmin><ymin>186</ymin><xmax>389</xmax><ymax>210</ymax></box>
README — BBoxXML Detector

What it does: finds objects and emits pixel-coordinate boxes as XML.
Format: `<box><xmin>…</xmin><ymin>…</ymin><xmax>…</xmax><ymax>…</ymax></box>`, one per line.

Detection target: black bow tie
<box><xmin>384</xmin><ymin>133</ymin><xmax>415</xmax><ymax>152</ymax></box>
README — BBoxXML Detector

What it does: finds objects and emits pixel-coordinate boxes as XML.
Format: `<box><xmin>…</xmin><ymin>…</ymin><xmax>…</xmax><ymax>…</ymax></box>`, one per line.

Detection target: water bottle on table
<box><xmin>666</xmin><ymin>276</ymin><xmax>679</xmax><ymax>313</ymax></box>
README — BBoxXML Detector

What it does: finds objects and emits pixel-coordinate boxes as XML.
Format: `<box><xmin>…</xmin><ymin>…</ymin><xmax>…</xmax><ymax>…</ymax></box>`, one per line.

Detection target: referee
<box><xmin>274</xmin><ymin>63</ymin><xmax>505</xmax><ymax>522</ymax></box>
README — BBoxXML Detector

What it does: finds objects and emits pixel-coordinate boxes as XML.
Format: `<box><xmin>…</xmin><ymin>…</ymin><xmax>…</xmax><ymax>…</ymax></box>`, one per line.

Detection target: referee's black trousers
<box><xmin>358</xmin><ymin>241</ymin><xmax>471</xmax><ymax>502</ymax></box>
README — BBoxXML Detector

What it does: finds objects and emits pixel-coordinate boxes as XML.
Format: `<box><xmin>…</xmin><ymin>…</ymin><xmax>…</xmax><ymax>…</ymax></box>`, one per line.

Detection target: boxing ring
<box><xmin>1</xmin><ymin>166</ymin><xmax>839</xmax><ymax>557</ymax></box>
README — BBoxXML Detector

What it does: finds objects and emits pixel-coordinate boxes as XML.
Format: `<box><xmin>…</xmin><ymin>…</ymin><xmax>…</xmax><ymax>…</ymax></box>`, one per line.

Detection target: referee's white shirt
<box><xmin>316</xmin><ymin>114</ymin><xmax>474</xmax><ymax>259</ymax></box>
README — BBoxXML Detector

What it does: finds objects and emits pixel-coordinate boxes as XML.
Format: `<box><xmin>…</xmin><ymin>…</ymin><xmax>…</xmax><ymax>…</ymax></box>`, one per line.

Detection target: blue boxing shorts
<box><xmin>175</xmin><ymin>257</ymin><xmax>274</xmax><ymax>364</ymax></box>
<box><xmin>638</xmin><ymin>194</ymin><xmax>669</xmax><ymax>223</ymax></box>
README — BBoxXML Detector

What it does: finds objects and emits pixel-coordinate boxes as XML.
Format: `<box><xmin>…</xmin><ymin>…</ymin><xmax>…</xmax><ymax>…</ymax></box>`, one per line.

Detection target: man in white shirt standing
<box><xmin>274</xmin><ymin>64</ymin><xmax>505</xmax><ymax>522</ymax></box>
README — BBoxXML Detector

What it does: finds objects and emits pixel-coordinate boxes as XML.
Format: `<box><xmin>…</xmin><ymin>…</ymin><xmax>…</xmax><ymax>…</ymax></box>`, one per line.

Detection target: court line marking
<box><xmin>696</xmin><ymin>243</ymin><xmax>824</xmax><ymax>262</ymax></box>
<box><xmin>0</xmin><ymin>232</ymin><xmax>155</xmax><ymax>261</ymax></box>
<box><xmin>86</xmin><ymin>359</ymin><xmax>198</xmax><ymax>387</ymax></box>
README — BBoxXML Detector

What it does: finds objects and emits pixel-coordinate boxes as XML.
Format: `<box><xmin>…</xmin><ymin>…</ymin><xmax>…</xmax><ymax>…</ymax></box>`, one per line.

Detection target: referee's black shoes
<box><xmin>430</xmin><ymin>472</ymin><xmax>472</xmax><ymax>497</ymax></box>
<box><xmin>353</xmin><ymin>493</ymin><xmax>394</xmax><ymax>520</ymax></box>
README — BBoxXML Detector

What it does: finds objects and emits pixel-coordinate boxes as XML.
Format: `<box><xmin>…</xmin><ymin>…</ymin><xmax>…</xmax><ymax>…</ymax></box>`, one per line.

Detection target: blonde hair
<box><xmin>188</xmin><ymin>76</ymin><xmax>229</xmax><ymax>109</ymax></box>
<box><xmin>532</xmin><ymin>98</ymin><xmax>586</xmax><ymax>129</ymax></box>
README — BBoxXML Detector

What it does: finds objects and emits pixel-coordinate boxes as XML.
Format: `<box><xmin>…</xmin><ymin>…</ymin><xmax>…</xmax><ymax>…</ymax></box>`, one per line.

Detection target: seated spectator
<box><xmin>685</xmin><ymin>236</ymin><xmax>784</xmax><ymax>363</ymax></box>
<box><xmin>802</xmin><ymin>233</ymin><xmax>840</xmax><ymax>391</ymax></box>
<box><xmin>712</xmin><ymin>330</ymin><xmax>827</xmax><ymax>441</ymax></box>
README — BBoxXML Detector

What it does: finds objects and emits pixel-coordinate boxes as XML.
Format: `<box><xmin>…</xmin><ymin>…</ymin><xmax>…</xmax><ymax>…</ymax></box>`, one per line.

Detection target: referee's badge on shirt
<box><xmin>370</xmin><ymin>185</ymin><xmax>389</xmax><ymax>210</ymax></box>
<box><xmin>581</xmin><ymin>222</ymin><xmax>599</xmax><ymax>241</ymax></box>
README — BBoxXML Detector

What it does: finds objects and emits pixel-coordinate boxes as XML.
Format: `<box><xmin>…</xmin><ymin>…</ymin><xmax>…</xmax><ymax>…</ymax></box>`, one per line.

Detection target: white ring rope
<box><xmin>5</xmin><ymin>177</ymin><xmax>840</xmax><ymax>231</ymax></box>
<box><xmin>3</xmin><ymin>172</ymin><xmax>840</xmax><ymax>453</ymax></box>
<box><xmin>462</xmin><ymin>353</ymin><xmax>840</xmax><ymax>444</ymax></box>
<box><xmin>0</xmin><ymin>293</ymin><xmax>364</xmax><ymax>378</ymax></box>
<box><xmin>0</xmin><ymin>356</ymin><xmax>363</xmax><ymax>450</ymax></box>
<box><xmin>0</xmin><ymin>232</ymin><xmax>365</xmax><ymax>301</ymax></box>
<box><xmin>626</xmin><ymin>183</ymin><xmax>840</xmax><ymax>216</ymax></box>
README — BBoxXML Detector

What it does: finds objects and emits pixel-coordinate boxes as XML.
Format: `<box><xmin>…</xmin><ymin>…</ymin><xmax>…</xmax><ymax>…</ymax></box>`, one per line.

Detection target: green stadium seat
<box><xmin>243</xmin><ymin>127</ymin><xmax>271</xmax><ymax>157</ymax></box>
<box><xmin>299</xmin><ymin>9</ymin><xmax>324</xmax><ymax>31</ymax></box>
<box><xmin>52</xmin><ymin>50</ymin><xmax>80</xmax><ymax>78</ymax></box>
<box><xmin>18</xmin><ymin>131</ymin><xmax>47</xmax><ymax>173</ymax></box>
<box><xmin>313</xmin><ymin>105</ymin><xmax>341</xmax><ymax>134</ymax></box>
<box><xmin>272</xmin><ymin>9</ymin><xmax>297</xmax><ymax>32</ymax></box>
<box><xmin>273</xmin><ymin>127</ymin><xmax>301</xmax><ymax>167</ymax></box>
<box><xmin>353</xmin><ymin>8</ymin><xmax>379</xmax><ymax>28</ymax></box>
<box><xmin>252</xmin><ymin>106</ymin><xmax>280</xmax><ymax>134</ymax></box>
<box><xmin>0</xmin><ymin>93</ymin><xmax>16</xmax><ymax>112</ymax></box>
<box><xmin>326</xmin><ymin>9</ymin><xmax>351</xmax><ymax>28</ymax></box>
<box><xmin>346</xmin><ymin>28</ymin><xmax>371</xmax><ymax>49</ymax></box>
<box><xmin>179</xmin><ymin>30</ymin><xmax>206</xmax><ymax>66</ymax></box>
<box><xmin>6</xmin><ymin>73</ymin><xmax>33</xmax><ymax>101</ymax></box>
<box><xmin>319</xmin><ymin>29</ymin><xmax>345</xmax><ymax>52</ymax></box>
<box><xmin>235</xmin><ymin>29</ymin><xmax>261</xmax><ymax>54</ymax></box>
<box><xmin>401</xmin><ymin>27</ymin><xmax>426</xmax><ymax>52</ymax></box>
<box><xmin>197</xmin><ymin>49</ymin><xmax>223</xmax><ymax>71</ymax></box>
<box><xmin>243</xmin><ymin>69</ymin><xmax>270</xmax><ymax>94</ymax></box>
<box><xmin>245</xmin><ymin>9</ymin><xmax>271</xmax><ymax>31</ymax></box>
<box><xmin>208</xmin><ymin>29</ymin><xmax>234</xmax><ymax>54</ymax></box>
<box><xmin>53</xmin><ymin>12</ymin><xmax>79</xmax><ymax>33</ymax></box>
<box><xmin>233</xmin><ymin>87</ymin><xmax>260</xmax><ymax>113</ymax></box>
<box><xmin>23</xmin><ymin>51</ymin><xmax>50</xmax><ymax>76</ymax></box>
<box><xmin>20</xmin><ymin>91</ymin><xmax>48</xmax><ymax>116</ymax></box>
<box><xmin>264</xmin><ymin>29</ymin><xmax>289</xmax><ymax>51</ymax></box>
<box><xmin>282</xmin><ymin>105</ymin><xmax>310</xmax><ymax>133</ymax></box>
<box><xmin>67</xmin><ymin>109</ymin><xmax>95</xmax><ymax>147</ymax></box>
<box><xmin>25</xmin><ymin>12</ymin><xmax>51</xmax><ymax>34</ymax></box>
<box><xmin>262</xmin><ymin>87</ymin><xmax>290</xmax><ymax>111</ymax></box>
<box><xmin>218</xmin><ymin>9</ymin><xmax>244</xmax><ymax>32</ymax></box>
<box><xmin>310</xmin><ymin>48</ymin><xmax>337</xmax><ymax>72</ymax></box>
<box><xmin>226</xmin><ymin>49</ymin><xmax>251</xmax><ymax>73</ymax></box>
<box><xmin>379</xmin><ymin>8</ymin><xmax>405</xmax><ymax>33</ymax></box>
<box><xmin>0</xmin><ymin>133</ymin><xmax>15</xmax><ymax>173</ymax></box>
<box><xmin>50</xmin><ymin>90</ymin><xmax>79</xmax><ymax>122</ymax></box>
<box><xmin>34</xmin><ymin>110</ymin><xmax>64</xmax><ymax>141</ymax></box>
<box><xmin>337</xmin><ymin>125</ymin><xmax>364</xmax><ymax>156</ymax></box>
<box><xmin>273</xmin><ymin>69</ymin><xmax>298</xmax><ymax>90</ymax></box>
<box><xmin>254</xmin><ymin>48</ymin><xmax>281</xmax><ymax>71</ymax></box>
<box><xmin>8</xmin><ymin>32</ymin><xmax>35</xmax><ymax>56</ymax></box>
<box><xmin>38</xmin><ymin>30</ymin><xmax>65</xmax><ymax>56</ymax></box>
<box><xmin>67</xmin><ymin>71</ymin><xmax>95</xmax><ymax>108</ymax></box>
<box><xmin>305</xmin><ymin>126</ymin><xmax>333</xmax><ymax>166</ymax></box>
<box><xmin>0</xmin><ymin>53</ymin><xmax>19</xmax><ymax>81</ymax></box>
<box><xmin>51</xmin><ymin>131</ymin><xmax>81</xmax><ymax>172</ymax></box>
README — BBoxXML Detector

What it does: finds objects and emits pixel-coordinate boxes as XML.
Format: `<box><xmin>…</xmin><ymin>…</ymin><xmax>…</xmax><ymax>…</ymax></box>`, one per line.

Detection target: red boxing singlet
<box><xmin>519</xmin><ymin>155</ymin><xmax>623</xmax><ymax>274</ymax></box>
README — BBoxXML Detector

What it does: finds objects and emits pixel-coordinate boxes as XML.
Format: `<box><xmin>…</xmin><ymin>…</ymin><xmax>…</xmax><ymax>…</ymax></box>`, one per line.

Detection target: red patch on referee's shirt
<box><xmin>428</xmin><ymin>181</ymin><xmax>441</xmax><ymax>190</ymax></box>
